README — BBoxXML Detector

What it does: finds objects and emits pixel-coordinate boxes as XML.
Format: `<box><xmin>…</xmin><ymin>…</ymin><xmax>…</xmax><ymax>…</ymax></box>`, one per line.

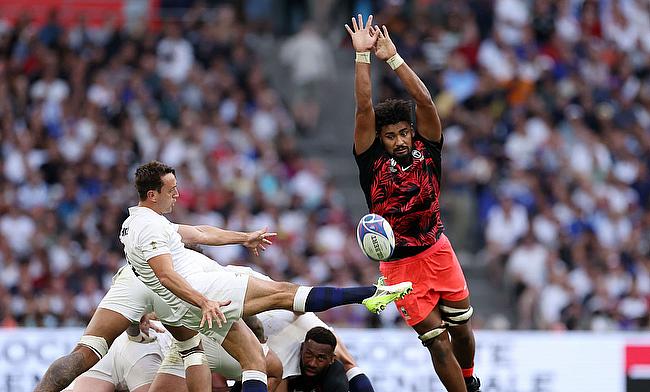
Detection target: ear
<box><xmin>147</xmin><ymin>189</ymin><xmax>157</xmax><ymax>202</ymax></box>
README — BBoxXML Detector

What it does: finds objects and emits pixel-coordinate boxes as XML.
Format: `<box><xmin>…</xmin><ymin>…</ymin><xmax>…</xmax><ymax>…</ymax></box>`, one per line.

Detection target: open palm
<box><xmin>345</xmin><ymin>14</ymin><xmax>378</xmax><ymax>52</ymax></box>
<box><xmin>373</xmin><ymin>25</ymin><xmax>397</xmax><ymax>61</ymax></box>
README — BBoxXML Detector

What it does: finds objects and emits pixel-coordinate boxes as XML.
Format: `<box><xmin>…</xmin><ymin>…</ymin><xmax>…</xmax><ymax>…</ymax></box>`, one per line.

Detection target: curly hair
<box><xmin>304</xmin><ymin>326</ymin><xmax>337</xmax><ymax>349</ymax></box>
<box><xmin>374</xmin><ymin>98</ymin><xmax>413</xmax><ymax>134</ymax></box>
<box><xmin>134</xmin><ymin>161</ymin><xmax>175</xmax><ymax>201</ymax></box>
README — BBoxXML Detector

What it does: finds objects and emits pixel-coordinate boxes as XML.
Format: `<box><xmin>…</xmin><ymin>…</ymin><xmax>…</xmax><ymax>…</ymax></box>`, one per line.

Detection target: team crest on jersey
<box><xmin>412</xmin><ymin>149</ymin><xmax>423</xmax><ymax>160</ymax></box>
<box><xmin>389</xmin><ymin>158</ymin><xmax>398</xmax><ymax>173</ymax></box>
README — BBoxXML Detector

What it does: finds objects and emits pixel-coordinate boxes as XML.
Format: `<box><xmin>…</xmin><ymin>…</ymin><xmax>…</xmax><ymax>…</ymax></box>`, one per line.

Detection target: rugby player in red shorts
<box><xmin>346</xmin><ymin>15</ymin><xmax>480</xmax><ymax>392</ymax></box>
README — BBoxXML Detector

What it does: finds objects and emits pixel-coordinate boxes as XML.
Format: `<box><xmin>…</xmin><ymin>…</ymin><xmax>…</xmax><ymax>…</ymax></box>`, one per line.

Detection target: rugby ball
<box><xmin>356</xmin><ymin>213</ymin><xmax>395</xmax><ymax>261</ymax></box>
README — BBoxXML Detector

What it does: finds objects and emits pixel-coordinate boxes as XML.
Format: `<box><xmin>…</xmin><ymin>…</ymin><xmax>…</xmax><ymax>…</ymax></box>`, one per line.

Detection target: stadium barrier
<box><xmin>0</xmin><ymin>328</ymin><xmax>649</xmax><ymax>392</ymax></box>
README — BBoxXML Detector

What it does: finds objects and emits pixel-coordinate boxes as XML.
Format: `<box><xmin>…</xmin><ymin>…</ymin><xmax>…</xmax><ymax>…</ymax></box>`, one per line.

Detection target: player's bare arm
<box><xmin>373</xmin><ymin>25</ymin><xmax>442</xmax><ymax>142</ymax></box>
<box><xmin>148</xmin><ymin>253</ymin><xmax>231</xmax><ymax>328</ymax></box>
<box><xmin>345</xmin><ymin>14</ymin><xmax>378</xmax><ymax>154</ymax></box>
<box><xmin>177</xmin><ymin>225</ymin><xmax>276</xmax><ymax>256</ymax></box>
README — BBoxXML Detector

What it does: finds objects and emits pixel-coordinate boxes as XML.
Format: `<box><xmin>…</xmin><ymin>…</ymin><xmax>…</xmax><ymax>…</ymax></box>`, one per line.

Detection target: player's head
<box><xmin>299</xmin><ymin>326</ymin><xmax>337</xmax><ymax>377</ymax></box>
<box><xmin>375</xmin><ymin>98</ymin><xmax>414</xmax><ymax>159</ymax></box>
<box><xmin>135</xmin><ymin>161</ymin><xmax>178</xmax><ymax>214</ymax></box>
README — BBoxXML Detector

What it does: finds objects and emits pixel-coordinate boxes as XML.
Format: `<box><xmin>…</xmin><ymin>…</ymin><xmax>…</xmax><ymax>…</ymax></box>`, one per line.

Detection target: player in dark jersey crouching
<box><xmin>283</xmin><ymin>326</ymin><xmax>348</xmax><ymax>392</ymax></box>
<box><xmin>345</xmin><ymin>14</ymin><xmax>480</xmax><ymax>392</ymax></box>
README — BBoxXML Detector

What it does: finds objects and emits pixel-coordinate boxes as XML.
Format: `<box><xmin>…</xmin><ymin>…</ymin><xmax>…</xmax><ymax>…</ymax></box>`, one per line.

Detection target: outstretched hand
<box><xmin>373</xmin><ymin>25</ymin><xmax>397</xmax><ymax>61</ymax></box>
<box><xmin>244</xmin><ymin>228</ymin><xmax>277</xmax><ymax>256</ymax></box>
<box><xmin>345</xmin><ymin>14</ymin><xmax>378</xmax><ymax>52</ymax></box>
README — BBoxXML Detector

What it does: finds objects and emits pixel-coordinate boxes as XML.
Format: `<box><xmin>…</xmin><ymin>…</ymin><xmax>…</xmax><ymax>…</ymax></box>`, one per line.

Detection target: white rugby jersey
<box><xmin>119</xmin><ymin>206</ymin><xmax>211</xmax><ymax>320</ymax></box>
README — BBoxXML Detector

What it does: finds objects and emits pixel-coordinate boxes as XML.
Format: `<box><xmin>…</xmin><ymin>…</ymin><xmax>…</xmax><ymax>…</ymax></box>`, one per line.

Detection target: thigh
<box><xmin>439</xmin><ymin>296</ymin><xmax>471</xmax><ymax>309</ymax></box>
<box><xmin>412</xmin><ymin>306</ymin><xmax>445</xmax><ymax>336</ymax></box>
<box><xmin>97</xmin><ymin>267</ymin><xmax>151</xmax><ymax>324</ymax></box>
<box><xmin>84</xmin><ymin>308</ymin><xmax>133</xmax><ymax>347</ymax></box>
<box><xmin>242</xmin><ymin>277</ymin><xmax>297</xmax><ymax>317</ymax></box>
<box><xmin>164</xmin><ymin>324</ymin><xmax>198</xmax><ymax>342</ymax></box>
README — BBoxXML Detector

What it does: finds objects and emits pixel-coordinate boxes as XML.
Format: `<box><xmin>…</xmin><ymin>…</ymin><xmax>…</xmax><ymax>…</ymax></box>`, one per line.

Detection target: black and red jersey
<box><xmin>354</xmin><ymin>133</ymin><xmax>444</xmax><ymax>259</ymax></box>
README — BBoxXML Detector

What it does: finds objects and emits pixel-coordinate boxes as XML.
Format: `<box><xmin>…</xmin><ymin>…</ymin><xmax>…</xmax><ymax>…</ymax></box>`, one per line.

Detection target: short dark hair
<box><xmin>134</xmin><ymin>161</ymin><xmax>175</xmax><ymax>201</ymax></box>
<box><xmin>304</xmin><ymin>326</ymin><xmax>337</xmax><ymax>349</ymax></box>
<box><xmin>374</xmin><ymin>99</ymin><xmax>412</xmax><ymax>134</ymax></box>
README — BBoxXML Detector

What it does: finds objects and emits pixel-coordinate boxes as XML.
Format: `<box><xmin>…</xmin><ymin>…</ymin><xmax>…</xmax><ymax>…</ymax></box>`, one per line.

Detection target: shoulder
<box><xmin>354</xmin><ymin>138</ymin><xmax>383</xmax><ymax>159</ymax></box>
<box><xmin>415</xmin><ymin>132</ymin><xmax>443</xmax><ymax>150</ymax></box>
<box><xmin>414</xmin><ymin>132</ymin><xmax>443</xmax><ymax>157</ymax></box>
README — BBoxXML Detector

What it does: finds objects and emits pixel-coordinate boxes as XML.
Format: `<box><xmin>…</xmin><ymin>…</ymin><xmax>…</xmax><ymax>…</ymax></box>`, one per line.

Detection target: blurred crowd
<box><xmin>1</xmin><ymin>0</ymin><xmax>650</xmax><ymax>332</ymax></box>
<box><xmin>374</xmin><ymin>0</ymin><xmax>650</xmax><ymax>331</ymax></box>
<box><xmin>0</xmin><ymin>2</ymin><xmax>377</xmax><ymax>329</ymax></box>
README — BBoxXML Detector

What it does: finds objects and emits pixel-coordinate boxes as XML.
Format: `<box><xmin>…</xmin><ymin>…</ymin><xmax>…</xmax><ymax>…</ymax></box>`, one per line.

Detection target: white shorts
<box><xmin>67</xmin><ymin>331</ymin><xmax>172</xmax><ymax>391</ymax></box>
<box><xmin>97</xmin><ymin>266</ymin><xmax>154</xmax><ymax>323</ymax></box>
<box><xmin>98</xmin><ymin>265</ymin><xmax>184</xmax><ymax>327</ymax></box>
<box><xmin>178</xmin><ymin>267</ymin><xmax>249</xmax><ymax>343</ymax></box>
<box><xmin>158</xmin><ymin>335</ymin><xmax>270</xmax><ymax>380</ymax></box>
<box><xmin>254</xmin><ymin>310</ymin><xmax>329</xmax><ymax>379</ymax></box>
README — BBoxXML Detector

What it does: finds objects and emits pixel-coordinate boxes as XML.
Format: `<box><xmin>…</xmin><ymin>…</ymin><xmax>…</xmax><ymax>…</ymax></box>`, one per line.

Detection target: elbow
<box><xmin>157</xmin><ymin>273</ymin><xmax>172</xmax><ymax>288</ymax></box>
<box><xmin>416</xmin><ymin>94</ymin><xmax>434</xmax><ymax>107</ymax></box>
<box><xmin>356</xmin><ymin>103</ymin><xmax>374</xmax><ymax>114</ymax></box>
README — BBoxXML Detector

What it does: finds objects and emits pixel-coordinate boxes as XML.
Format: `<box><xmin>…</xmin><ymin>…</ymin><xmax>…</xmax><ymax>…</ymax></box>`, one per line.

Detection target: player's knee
<box><xmin>266</xmin><ymin>281</ymin><xmax>297</xmax><ymax>308</ymax></box>
<box><xmin>77</xmin><ymin>335</ymin><xmax>109</xmax><ymax>360</ymax></box>
<box><xmin>418</xmin><ymin>324</ymin><xmax>448</xmax><ymax>349</ymax></box>
<box><xmin>439</xmin><ymin>305</ymin><xmax>473</xmax><ymax>327</ymax></box>
<box><xmin>421</xmin><ymin>328</ymin><xmax>455</xmax><ymax>362</ymax></box>
<box><xmin>176</xmin><ymin>334</ymin><xmax>207</xmax><ymax>370</ymax></box>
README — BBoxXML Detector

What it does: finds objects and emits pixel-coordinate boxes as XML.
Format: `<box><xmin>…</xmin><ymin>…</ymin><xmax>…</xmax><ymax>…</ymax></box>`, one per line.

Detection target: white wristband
<box><xmin>355</xmin><ymin>51</ymin><xmax>371</xmax><ymax>64</ymax></box>
<box><xmin>387</xmin><ymin>53</ymin><xmax>404</xmax><ymax>70</ymax></box>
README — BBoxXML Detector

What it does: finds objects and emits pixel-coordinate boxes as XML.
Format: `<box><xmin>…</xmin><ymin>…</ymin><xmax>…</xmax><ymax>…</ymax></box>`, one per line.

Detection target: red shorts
<box><xmin>379</xmin><ymin>234</ymin><xmax>469</xmax><ymax>326</ymax></box>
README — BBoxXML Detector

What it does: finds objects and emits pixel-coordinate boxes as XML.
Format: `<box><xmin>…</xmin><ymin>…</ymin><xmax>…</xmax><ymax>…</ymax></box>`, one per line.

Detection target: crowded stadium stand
<box><xmin>1</xmin><ymin>0</ymin><xmax>650</xmax><ymax>390</ymax></box>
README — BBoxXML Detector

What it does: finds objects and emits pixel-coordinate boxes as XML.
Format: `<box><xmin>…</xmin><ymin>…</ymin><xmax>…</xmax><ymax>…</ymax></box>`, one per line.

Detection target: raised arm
<box><xmin>345</xmin><ymin>14</ymin><xmax>378</xmax><ymax>154</ymax></box>
<box><xmin>373</xmin><ymin>25</ymin><xmax>442</xmax><ymax>142</ymax></box>
<box><xmin>177</xmin><ymin>225</ymin><xmax>276</xmax><ymax>256</ymax></box>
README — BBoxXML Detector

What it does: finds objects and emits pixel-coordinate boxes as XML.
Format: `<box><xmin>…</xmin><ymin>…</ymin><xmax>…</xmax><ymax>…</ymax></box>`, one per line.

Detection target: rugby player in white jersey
<box><xmin>152</xmin><ymin>310</ymin><xmax>376</xmax><ymax>392</ymax></box>
<box><xmin>62</xmin><ymin>315</ymin><xmax>284</xmax><ymax>392</ymax></box>
<box><xmin>62</xmin><ymin>319</ymin><xmax>172</xmax><ymax>392</ymax></box>
<box><xmin>118</xmin><ymin>160</ymin><xmax>413</xmax><ymax>392</ymax></box>
<box><xmin>35</xmin><ymin>225</ymin><xmax>275</xmax><ymax>392</ymax></box>
<box><xmin>148</xmin><ymin>265</ymin><xmax>376</xmax><ymax>392</ymax></box>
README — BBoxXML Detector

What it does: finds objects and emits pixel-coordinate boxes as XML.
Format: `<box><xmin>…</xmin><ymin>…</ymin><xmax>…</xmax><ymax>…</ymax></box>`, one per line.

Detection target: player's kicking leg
<box><xmin>34</xmin><ymin>308</ymin><xmax>131</xmax><ymax>392</ymax></box>
<box><xmin>242</xmin><ymin>277</ymin><xmax>412</xmax><ymax>317</ymax></box>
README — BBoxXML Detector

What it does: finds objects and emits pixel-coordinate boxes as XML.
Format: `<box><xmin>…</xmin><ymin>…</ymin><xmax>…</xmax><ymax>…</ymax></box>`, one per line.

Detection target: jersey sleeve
<box><xmin>417</xmin><ymin>131</ymin><xmax>443</xmax><ymax>156</ymax></box>
<box><xmin>137</xmin><ymin>222</ymin><xmax>173</xmax><ymax>261</ymax></box>
<box><xmin>321</xmin><ymin>361</ymin><xmax>349</xmax><ymax>392</ymax></box>
<box><xmin>354</xmin><ymin>139</ymin><xmax>383</xmax><ymax>208</ymax></box>
<box><xmin>353</xmin><ymin>138</ymin><xmax>382</xmax><ymax>172</ymax></box>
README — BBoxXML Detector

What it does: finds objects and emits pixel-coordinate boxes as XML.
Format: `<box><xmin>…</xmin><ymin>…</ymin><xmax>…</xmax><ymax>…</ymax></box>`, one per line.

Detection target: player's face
<box><xmin>379</xmin><ymin>121</ymin><xmax>413</xmax><ymax>159</ymax></box>
<box><xmin>155</xmin><ymin>173</ymin><xmax>179</xmax><ymax>213</ymax></box>
<box><xmin>300</xmin><ymin>340</ymin><xmax>335</xmax><ymax>377</ymax></box>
